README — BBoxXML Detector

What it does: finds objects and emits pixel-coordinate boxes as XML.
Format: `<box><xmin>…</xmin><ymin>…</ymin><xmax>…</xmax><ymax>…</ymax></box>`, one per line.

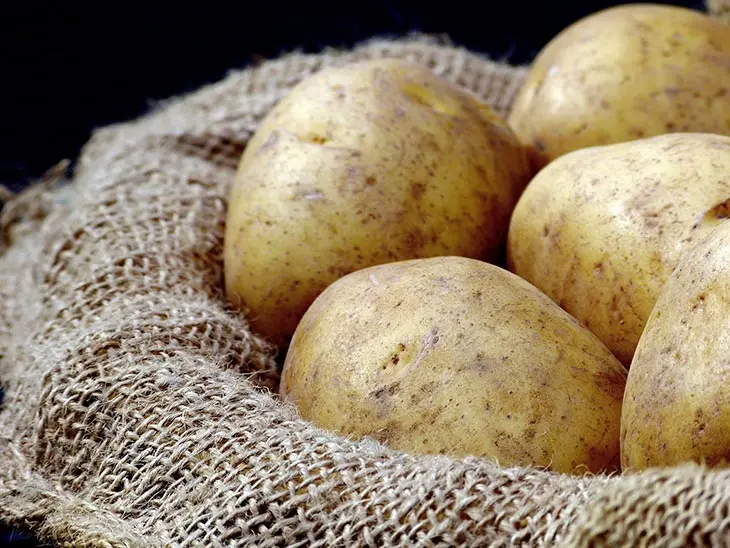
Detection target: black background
<box><xmin>0</xmin><ymin>0</ymin><xmax>704</xmax><ymax>544</ymax></box>
<box><xmin>1</xmin><ymin>0</ymin><xmax>704</xmax><ymax>192</ymax></box>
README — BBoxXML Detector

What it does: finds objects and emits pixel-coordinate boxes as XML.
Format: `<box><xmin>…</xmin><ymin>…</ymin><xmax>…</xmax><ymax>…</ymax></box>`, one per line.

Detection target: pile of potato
<box><xmin>224</xmin><ymin>4</ymin><xmax>730</xmax><ymax>475</ymax></box>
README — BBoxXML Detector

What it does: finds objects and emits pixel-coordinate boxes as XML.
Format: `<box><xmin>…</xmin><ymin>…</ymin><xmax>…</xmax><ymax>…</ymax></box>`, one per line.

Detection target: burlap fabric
<box><xmin>708</xmin><ymin>0</ymin><xmax>730</xmax><ymax>22</ymax></box>
<box><xmin>2</xmin><ymin>4</ymin><xmax>730</xmax><ymax>546</ymax></box>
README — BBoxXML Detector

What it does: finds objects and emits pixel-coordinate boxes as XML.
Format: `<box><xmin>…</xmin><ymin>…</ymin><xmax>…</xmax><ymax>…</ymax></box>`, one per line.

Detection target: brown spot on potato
<box><xmin>704</xmin><ymin>452</ymin><xmax>730</xmax><ymax>468</ymax></box>
<box><xmin>390</xmin><ymin>343</ymin><xmax>407</xmax><ymax>365</ymax></box>
<box><xmin>422</xmin><ymin>135</ymin><xmax>441</xmax><ymax>153</ymax></box>
<box><xmin>326</xmin><ymin>265</ymin><xmax>350</xmax><ymax>280</ymax></box>
<box><xmin>411</xmin><ymin>182</ymin><xmax>426</xmax><ymax>199</ymax></box>
<box><xmin>475</xmin><ymin>164</ymin><xmax>488</xmax><ymax>181</ymax></box>
<box><xmin>372</xmin><ymin>382</ymin><xmax>401</xmax><ymax>401</ymax></box>
<box><xmin>331</xmin><ymin>84</ymin><xmax>346</xmax><ymax>99</ymax></box>
<box><xmin>373</xmin><ymin>424</ymin><xmax>397</xmax><ymax>445</ymax></box>
<box><xmin>702</xmin><ymin>198</ymin><xmax>730</xmax><ymax>222</ymax></box>
<box><xmin>420</xmin><ymin>381</ymin><xmax>437</xmax><ymax>394</ymax></box>
<box><xmin>492</xmin><ymin>430</ymin><xmax>532</xmax><ymax>463</ymax></box>
<box><xmin>365</xmin><ymin>176</ymin><xmax>377</xmax><ymax>186</ymax></box>
<box><xmin>692</xmin><ymin>409</ymin><xmax>708</xmax><ymax>446</ymax></box>
<box><xmin>464</xmin><ymin>357</ymin><xmax>494</xmax><ymax>374</ymax></box>
<box><xmin>404</xmin><ymin>229</ymin><xmax>427</xmax><ymax>252</ymax></box>
<box><xmin>659</xmin><ymin>345</ymin><xmax>674</xmax><ymax>354</ymax></box>
<box><xmin>305</xmin><ymin>134</ymin><xmax>329</xmax><ymax>145</ymax></box>
<box><xmin>629</xmin><ymin>127</ymin><xmax>646</xmax><ymax>138</ymax></box>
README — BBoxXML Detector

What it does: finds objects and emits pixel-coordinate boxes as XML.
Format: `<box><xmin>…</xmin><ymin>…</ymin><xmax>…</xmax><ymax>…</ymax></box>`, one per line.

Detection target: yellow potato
<box><xmin>508</xmin><ymin>4</ymin><xmax>730</xmax><ymax>162</ymax></box>
<box><xmin>224</xmin><ymin>58</ymin><xmax>535</xmax><ymax>347</ymax></box>
<box><xmin>280</xmin><ymin>256</ymin><xmax>627</xmax><ymax>475</ymax></box>
<box><xmin>621</xmin><ymin>220</ymin><xmax>730</xmax><ymax>471</ymax></box>
<box><xmin>507</xmin><ymin>133</ymin><xmax>730</xmax><ymax>366</ymax></box>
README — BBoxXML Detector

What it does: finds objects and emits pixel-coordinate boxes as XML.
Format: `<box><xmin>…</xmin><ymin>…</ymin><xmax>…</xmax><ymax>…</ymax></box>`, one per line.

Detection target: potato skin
<box><xmin>508</xmin><ymin>4</ymin><xmax>730</xmax><ymax>162</ymax></box>
<box><xmin>280</xmin><ymin>256</ymin><xmax>627</xmax><ymax>475</ymax></box>
<box><xmin>223</xmin><ymin>58</ymin><xmax>534</xmax><ymax>347</ymax></box>
<box><xmin>507</xmin><ymin>133</ymin><xmax>730</xmax><ymax>366</ymax></box>
<box><xmin>621</xmin><ymin>221</ymin><xmax>730</xmax><ymax>471</ymax></box>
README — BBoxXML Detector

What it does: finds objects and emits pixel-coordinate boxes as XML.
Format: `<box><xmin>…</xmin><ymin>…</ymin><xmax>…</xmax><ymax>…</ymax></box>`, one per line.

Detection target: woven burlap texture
<box><xmin>2</xmin><ymin>12</ymin><xmax>730</xmax><ymax>548</ymax></box>
<box><xmin>708</xmin><ymin>0</ymin><xmax>730</xmax><ymax>22</ymax></box>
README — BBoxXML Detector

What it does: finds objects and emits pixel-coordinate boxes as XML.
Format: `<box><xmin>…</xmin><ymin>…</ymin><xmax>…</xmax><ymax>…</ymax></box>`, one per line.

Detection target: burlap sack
<box><xmin>2</xmin><ymin>4</ymin><xmax>730</xmax><ymax>546</ymax></box>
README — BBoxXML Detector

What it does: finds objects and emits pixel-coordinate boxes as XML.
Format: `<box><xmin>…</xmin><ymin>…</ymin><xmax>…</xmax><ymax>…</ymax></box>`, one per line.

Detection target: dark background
<box><xmin>1</xmin><ymin>0</ymin><xmax>705</xmax><ymax>192</ymax></box>
<box><xmin>0</xmin><ymin>0</ymin><xmax>704</xmax><ymax>545</ymax></box>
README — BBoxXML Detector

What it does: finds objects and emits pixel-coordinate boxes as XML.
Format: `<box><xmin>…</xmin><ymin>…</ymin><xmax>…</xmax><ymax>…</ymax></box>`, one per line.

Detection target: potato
<box><xmin>223</xmin><ymin>58</ymin><xmax>535</xmax><ymax>347</ymax></box>
<box><xmin>508</xmin><ymin>4</ymin><xmax>730</xmax><ymax>163</ymax></box>
<box><xmin>507</xmin><ymin>133</ymin><xmax>730</xmax><ymax>366</ymax></box>
<box><xmin>621</xmin><ymin>220</ymin><xmax>730</xmax><ymax>471</ymax></box>
<box><xmin>280</xmin><ymin>256</ymin><xmax>627</xmax><ymax>475</ymax></box>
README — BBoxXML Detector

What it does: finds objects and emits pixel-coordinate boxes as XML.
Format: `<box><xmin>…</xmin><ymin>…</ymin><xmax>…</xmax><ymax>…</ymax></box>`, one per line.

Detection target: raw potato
<box><xmin>280</xmin><ymin>256</ymin><xmax>627</xmax><ymax>475</ymax></box>
<box><xmin>621</xmin><ymin>221</ymin><xmax>730</xmax><ymax>471</ymax></box>
<box><xmin>508</xmin><ymin>4</ymin><xmax>730</xmax><ymax>162</ymax></box>
<box><xmin>223</xmin><ymin>58</ymin><xmax>534</xmax><ymax>347</ymax></box>
<box><xmin>507</xmin><ymin>133</ymin><xmax>730</xmax><ymax>366</ymax></box>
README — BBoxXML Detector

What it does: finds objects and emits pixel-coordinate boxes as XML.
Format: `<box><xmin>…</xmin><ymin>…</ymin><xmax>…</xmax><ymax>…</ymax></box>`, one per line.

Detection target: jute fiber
<box><xmin>2</xmin><ymin>4</ymin><xmax>730</xmax><ymax>546</ymax></box>
<box><xmin>708</xmin><ymin>0</ymin><xmax>730</xmax><ymax>22</ymax></box>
